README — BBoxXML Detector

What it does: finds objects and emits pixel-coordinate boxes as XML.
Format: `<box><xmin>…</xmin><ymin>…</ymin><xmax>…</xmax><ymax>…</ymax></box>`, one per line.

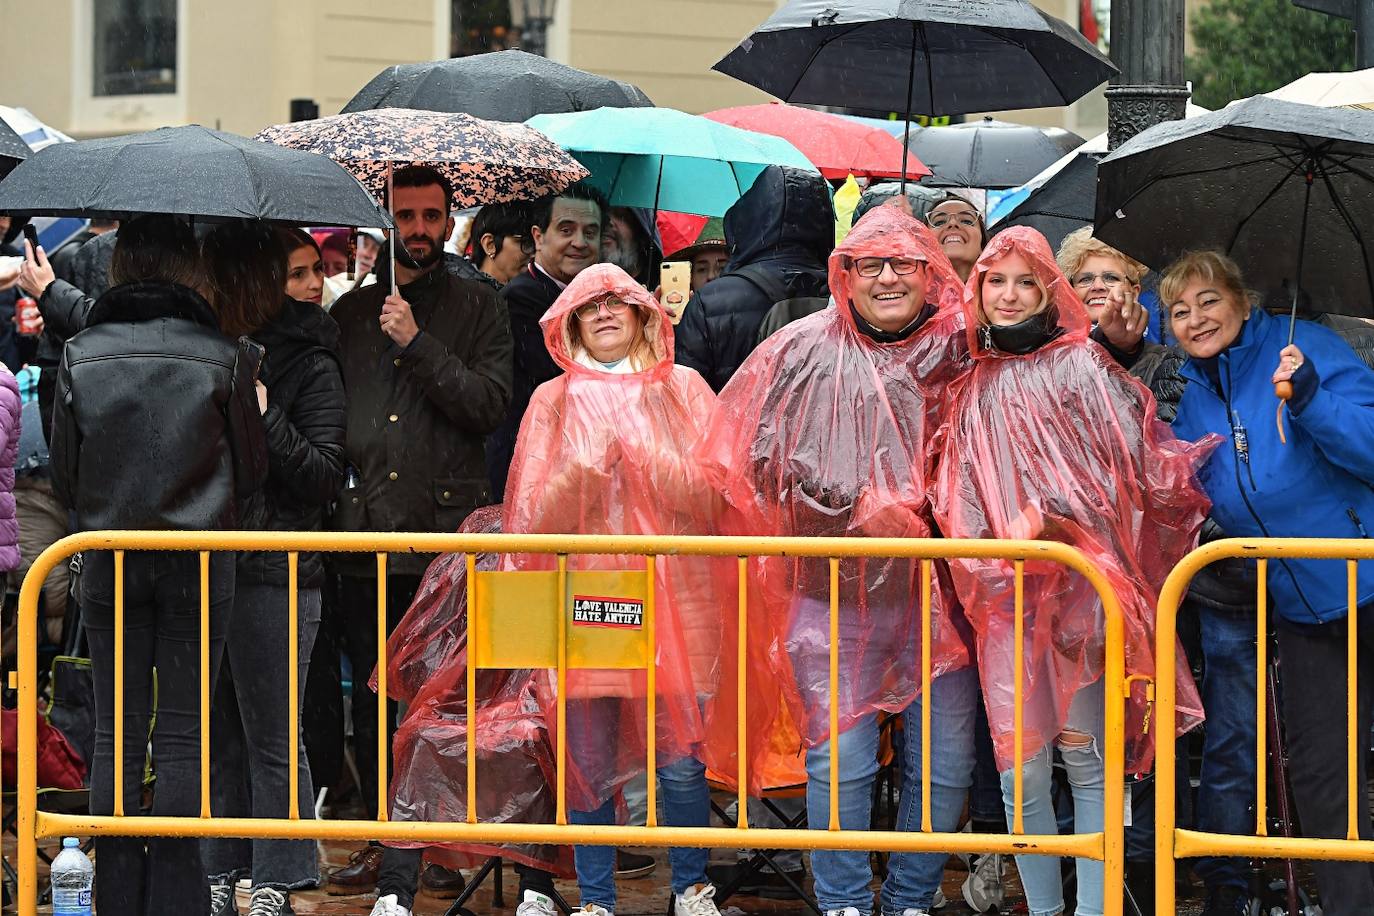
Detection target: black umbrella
<box><xmin>1096</xmin><ymin>96</ymin><xmax>1374</xmax><ymax>319</ymax></box>
<box><xmin>713</xmin><ymin>0</ymin><xmax>1116</xmax><ymax>188</ymax></box>
<box><xmin>909</xmin><ymin>117</ymin><xmax>1085</xmax><ymax>189</ymax></box>
<box><xmin>1095</xmin><ymin>95</ymin><xmax>1374</xmax><ymax>407</ymax></box>
<box><xmin>0</xmin><ymin>117</ymin><xmax>29</xmax><ymax>180</ymax></box>
<box><xmin>342</xmin><ymin>49</ymin><xmax>653</xmax><ymax>121</ymax></box>
<box><xmin>993</xmin><ymin>150</ymin><xmax>1101</xmax><ymax>251</ymax></box>
<box><xmin>0</xmin><ymin>125</ymin><xmax>392</xmax><ymax>228</ymax></box>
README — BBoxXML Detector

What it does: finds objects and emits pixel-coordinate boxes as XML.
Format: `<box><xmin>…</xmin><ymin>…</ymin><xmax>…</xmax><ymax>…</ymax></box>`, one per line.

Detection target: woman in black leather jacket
<box><xmin>51</xmin><ymin>214</ymin><xmax>267</xmax><ymax>916</ymax></box>
<box><xmin>199</xmin><ymin>221</ymin><xmax>346</xmax><ymax>916</ymax></box>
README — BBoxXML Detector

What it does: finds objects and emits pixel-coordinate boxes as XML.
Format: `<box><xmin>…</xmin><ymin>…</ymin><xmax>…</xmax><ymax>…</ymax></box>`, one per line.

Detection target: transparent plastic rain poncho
<box><xmin>507</xmin><ymin>264</ymin><xmax>730</xmax><ymax>812</ymax></box>
<box><xmin>382</xmin><ymin>505</ymin><xmax>572</xmax><ymax>874</ymax></box>
<box><xmin>932</xmin><ymin>226</ymin><xmax>1214</xmax><ymax>774</ymax></box>
<box><xmin>696</xmin><ymin>207</ymin><xmax>974</xmax><ymax>792</ymax></box>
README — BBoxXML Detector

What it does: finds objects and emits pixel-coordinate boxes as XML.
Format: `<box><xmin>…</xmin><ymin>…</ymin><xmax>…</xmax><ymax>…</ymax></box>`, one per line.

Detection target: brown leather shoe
<box><xmin>419</xmin><ymin>863</ymin><xmax>467</xmax><ymax>899</ymax></box>
<box><xmin>326</xmin><ymin>845</ymin><xmax>385</xmax><ymax>895</ymax></box>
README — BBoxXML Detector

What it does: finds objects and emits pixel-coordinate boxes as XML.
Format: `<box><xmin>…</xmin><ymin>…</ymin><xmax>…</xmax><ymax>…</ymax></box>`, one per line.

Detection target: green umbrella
<box><xmin>526</xmin><ymin>107</ymin><xmax>818</xmax><ymax>217</ymax></box>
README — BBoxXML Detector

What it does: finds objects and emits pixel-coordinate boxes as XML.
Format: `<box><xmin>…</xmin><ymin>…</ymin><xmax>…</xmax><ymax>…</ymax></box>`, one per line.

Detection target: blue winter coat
<box><xmin>1173</xmin><ymin>306</ymin><xmax>1374</xmax><ymax>624</ymax></box>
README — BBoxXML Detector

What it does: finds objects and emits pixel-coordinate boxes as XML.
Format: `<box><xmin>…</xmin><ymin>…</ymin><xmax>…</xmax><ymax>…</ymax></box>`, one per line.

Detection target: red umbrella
<box><xmin>703</xmin><ymin>102</ymin><xmax>929</xmax><ymax>182</ymax></box>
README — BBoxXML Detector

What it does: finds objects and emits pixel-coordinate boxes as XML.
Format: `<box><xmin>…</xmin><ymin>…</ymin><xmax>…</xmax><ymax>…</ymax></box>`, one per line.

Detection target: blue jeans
<box><xmin>1190</xmin><ymin>605</ymin><xmax>1257</xmax><ymax>892</ymax></box>
<box><xmin>999</xmin><ymin>681</ymin><xmax>1105</xmax><ymax>916</ymax></box>
<box><xmin>806</xmin><ymin>666</ymin><xmax>978</xmax><ymax>915</ymax></box>
<box><xmin>570</xmin><ymin>755</ymin><xmax>710</xmax><ymax>908</ymax></box>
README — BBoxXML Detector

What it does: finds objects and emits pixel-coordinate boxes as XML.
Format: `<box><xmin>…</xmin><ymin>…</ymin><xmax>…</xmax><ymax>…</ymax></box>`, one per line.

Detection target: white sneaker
<box><xmin>674</xmin><ymin>884</ymin><xmax>721</xmax><ymax>916</ymax></box>
<box><xmin>578</xmin><ymin>905</ymin><xmax>613</xmax><ymax>916</ymax></box>
<box><xmin>961</xmin><ymin>852</ymin><xmax>1005</xmax><ymax>913</ymax></box>
<box><xmin>825</xmin><ymin>909</ymin><xmax>865</xmax><ymax>916</ymax></box>
<box><xmin>518</xmin><ymin>891</ymin><xmax>562</xmax><ymax>916</ymax></box>
<box><xmin>369</xmin><ymin>894</ymin><xmax>412</xmax><ymax>916</ymax></box>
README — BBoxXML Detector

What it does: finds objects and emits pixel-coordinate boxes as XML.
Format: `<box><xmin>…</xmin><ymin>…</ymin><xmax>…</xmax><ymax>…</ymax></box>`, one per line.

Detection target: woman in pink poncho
<box><xmin>698</xmin><ymin>207</ymin><xmax>975</xmax><ymax>916</ymax></box>
<box><xmin>932</xmin><ymin>226</ymin><xmax>1212</xmax><ymax>916</ymax></box>
<box><xmin>510</xmin><ymin>263</ymin><xmax>728</xmax><ymax>916</ymax></box>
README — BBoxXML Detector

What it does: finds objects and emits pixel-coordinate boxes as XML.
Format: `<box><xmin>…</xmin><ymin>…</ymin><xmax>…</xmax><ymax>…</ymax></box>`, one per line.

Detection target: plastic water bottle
<box><xmin>50</xmin><ymin>837</ymin><xmax>93</xmax><ymax>915</ymax></box>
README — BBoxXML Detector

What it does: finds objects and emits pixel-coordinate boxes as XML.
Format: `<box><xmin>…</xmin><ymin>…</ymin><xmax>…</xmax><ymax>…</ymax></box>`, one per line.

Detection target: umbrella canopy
<box><xmin>254</xmin><ymin>108</ymin><xmax>588</xmax><ymax>208</ymax></box>
<box><xmin>991</xmin><ymin>150</ymin><xmax>1101</xmax><ymax>252</ymax></box>
<box><xmin>1266</xmin><ymin>68</ymin><xmax>1374</xmax><ymax>111</ymax></box>
<box><xmin>526</xmin><ymin>107</ymin><xmax>818</xmax><ymax>217</ymax></box>
<box><xmin>713</xmin><ymin>0</ymin><xmax>1117</xmax><ymax>117</ymax></box>
<box><xmin>703</xmin><ymin>102</ymin><xmax>929</xmax><ymax>181</ymax></box>
<box><xmin>908</xmin><ymin>117</ymin><xmax>1085</xmax><ymax>189</ymax></box>
<box><xmin>0</xmin><ymin>117</ymin><xmax>28</xmax><ymax>180</ymax></box>
<box><xmin>1095</xmin><ymin>95</ymin><xmax>1374</xmax><ymax>319</ymax></box>
<box><xmin>342</xmin><ymin>49</ymin><xmax>653</xmax><ymax>121</ymax></box>
<box><xmin>0</xmin><ymin>125</ymin><xmax>392</xmax><ymax>228</ymax></box>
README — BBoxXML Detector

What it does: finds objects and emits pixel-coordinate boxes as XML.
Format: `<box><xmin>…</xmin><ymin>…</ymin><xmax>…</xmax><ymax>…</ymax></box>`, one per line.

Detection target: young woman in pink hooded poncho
<box><xmin>698</xmin><ymin>207</ymin><xmax>976</xmax><ymax>916</ymax></box>
<box><xmin>932</xmin><ymin>226</ymin><xmax>1213</xmax><ymax>916</ymax></box>
<box><xmin>508</xmin><ymin>263</ymin><xmax>729</xmax><ymax>916</ymax></box>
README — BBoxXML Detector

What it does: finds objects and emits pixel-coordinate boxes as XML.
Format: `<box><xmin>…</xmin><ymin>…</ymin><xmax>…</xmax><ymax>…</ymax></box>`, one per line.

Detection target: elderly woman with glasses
<box><xmin>1055</xmin><ymin>227</ymin><xmax>1152</xmax><ymax>366</ymax></box>
<box><xmin>506</xmin><ymin>263</ymin><xmax>730</xmax><ymax>916</ymax></box>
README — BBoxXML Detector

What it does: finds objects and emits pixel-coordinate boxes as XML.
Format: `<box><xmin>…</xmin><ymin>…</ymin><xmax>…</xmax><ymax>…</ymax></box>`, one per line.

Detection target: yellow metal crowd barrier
<box><xmin>1155</xmin><ymin>538</ymin><xmax>1374</xmax><ymax>914</ymax></box>
<box><xmin>13</xmin><ymin>530</ymin><xmax>1131</xmax><ymax>916</ymax></box>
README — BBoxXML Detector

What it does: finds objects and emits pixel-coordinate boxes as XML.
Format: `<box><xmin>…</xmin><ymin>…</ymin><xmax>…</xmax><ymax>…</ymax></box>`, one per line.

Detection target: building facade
<box><xmin>0</xmin><ymin>0</ymin><xmax>1136</xmax><ymax>141</ymax></box>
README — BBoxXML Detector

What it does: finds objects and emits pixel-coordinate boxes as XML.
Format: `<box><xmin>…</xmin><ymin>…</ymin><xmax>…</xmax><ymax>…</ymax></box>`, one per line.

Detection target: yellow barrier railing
<box><xmin>1155</xmin><ymin>538</ymin><xmax>1374</xmax><ymax>913</ymax></box>
<box><xmin>16</xmin><ymin>531</ymin><xmax>1130</xmax><ymax>916</ymax></box>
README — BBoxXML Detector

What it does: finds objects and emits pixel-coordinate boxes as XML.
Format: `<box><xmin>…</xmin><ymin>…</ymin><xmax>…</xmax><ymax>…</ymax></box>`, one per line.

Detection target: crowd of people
<box><xmin>2</xmin><ymin>158</ymin><xmax>1374</xmax><ymax>916</ymax></box>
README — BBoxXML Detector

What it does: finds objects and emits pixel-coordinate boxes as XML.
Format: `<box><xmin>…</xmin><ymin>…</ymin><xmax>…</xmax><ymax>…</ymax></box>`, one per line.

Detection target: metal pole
<box><xmin>1358</xmin><ymin>0</ymin><xmax>1374</xmax><ymax>69</ymax></box>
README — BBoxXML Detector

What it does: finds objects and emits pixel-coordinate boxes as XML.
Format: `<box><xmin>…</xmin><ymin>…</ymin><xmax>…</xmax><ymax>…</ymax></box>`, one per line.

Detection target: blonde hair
<box><xmin>1159</xmin><ymin>249</ymin><xmax>1257</xmax><ymax>310</ymax></box>
<box><xmin>566</xmin><ymin>302</ymin><xmax>660</xmax><ymax>370</ymax></box>
<box><xmin>974</xmin><ymin>259</ymin><xmax>1050</xmax><ymax>327</ymax></box>
<box><xmin>1055</xmin><ymin>227</ymin><xmax>1147</xmax><ymax>285</ymax></box>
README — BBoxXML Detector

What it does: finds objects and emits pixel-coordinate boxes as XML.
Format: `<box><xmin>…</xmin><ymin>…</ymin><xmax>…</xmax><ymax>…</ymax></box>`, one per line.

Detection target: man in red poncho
<box><xmin>698</xmin><ymin>207</ymin><xmax>975</xmax><ymax>916</ymax></box>
<box><xmin>932</xmin><ymin>226</ymin><xmax>1212</xmax><ymax>916</ymax></box>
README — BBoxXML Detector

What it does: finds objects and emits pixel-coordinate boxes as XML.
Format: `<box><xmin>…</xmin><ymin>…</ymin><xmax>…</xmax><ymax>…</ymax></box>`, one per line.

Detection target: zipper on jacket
<box><xmin>1217</xmin><ymin>359</ymin><xmax>1324</xmax><ymax>623</ymax></box>
<box><xmin>1349</xmin><ymin>508</ymin><xmax>1371</xmax><ymax>539</ymax></box>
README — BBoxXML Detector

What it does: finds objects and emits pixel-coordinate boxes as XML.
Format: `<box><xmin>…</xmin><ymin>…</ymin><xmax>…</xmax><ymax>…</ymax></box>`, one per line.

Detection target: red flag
<box><xmin>1080</xmin><ymin>0</ymin><xmax>1100</xmax><ymax>44</ymax></box>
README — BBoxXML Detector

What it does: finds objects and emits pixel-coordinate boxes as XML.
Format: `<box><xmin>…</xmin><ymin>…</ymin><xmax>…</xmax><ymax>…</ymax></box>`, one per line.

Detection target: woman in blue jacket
<box><xmin>1163</xmin><ymin>249</ymin><xmax>1374</xmax><ymax>916</ymax></box>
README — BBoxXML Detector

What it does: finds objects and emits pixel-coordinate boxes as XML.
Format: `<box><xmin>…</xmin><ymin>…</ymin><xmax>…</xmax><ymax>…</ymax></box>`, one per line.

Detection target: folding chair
<box><xmin>706</xmin><ymin>777</ymin><xmax>819</xmax><ymax>915</ymax></box>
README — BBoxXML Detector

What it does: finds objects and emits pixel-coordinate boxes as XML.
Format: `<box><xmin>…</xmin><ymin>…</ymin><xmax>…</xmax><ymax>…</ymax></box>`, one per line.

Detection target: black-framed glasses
<box><xmin>573</xmin><ymin>297</ymin><xmax>632</xmax><ymax>322</ymax></box>
<box><xmin>1071</xmin><ymin>271</ymin><xmax>1125</xmax><ymax>289</ymax></box>
<box><xmin>851</xmin><ymin>256</ymin><xmax>923</xmax><ymax>278</ymax></box>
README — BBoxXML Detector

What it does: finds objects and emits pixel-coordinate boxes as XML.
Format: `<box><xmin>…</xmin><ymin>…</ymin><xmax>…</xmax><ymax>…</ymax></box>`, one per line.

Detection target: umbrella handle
<box><xmin>1275</xmin><ymin>381</ymin><xmax>1292</xmax><ymax>445</ymax></box>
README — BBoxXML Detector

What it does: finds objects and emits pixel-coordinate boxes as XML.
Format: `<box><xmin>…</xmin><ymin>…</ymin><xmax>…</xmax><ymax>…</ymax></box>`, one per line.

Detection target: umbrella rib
<box><xmin>1225</xmin><ymin>157</ymin><xmax>1305</xmax><ymax>252</ymax></box>
<box><xmin>1104</xmin><ymin>151</ymin><xmax>1293</xmax><ymax>219</ymax></box>
<box><xmin>780</xmin><ymin>22</ymin><xmax>867</xmax><ymax>102</ymax></box>
<box><xmin>1314</xmin><ymin>155</ymin><xmax>1374</xmax><ymax>310</ymax></box>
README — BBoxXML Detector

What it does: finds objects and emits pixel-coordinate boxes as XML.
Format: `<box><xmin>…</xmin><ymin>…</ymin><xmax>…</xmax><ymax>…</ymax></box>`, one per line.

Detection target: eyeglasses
<box><xmin>928</xmin><ymin>212</ymin><xmax>980</xmax><ymax>230</ymax></box>
<box><xmin>573</xmin><ymin>297</ymin><xmax>632</xmax><ymax>322</ymax></box>
<box><xmin>1071</xmin><ymin>271</ymin><xmax>1126</xmax><ymax>289</ymax></box>
<box><xmin>851</xmin><ymin>256</ymin><xmax>923</xmax><ymax>278</ymax></box>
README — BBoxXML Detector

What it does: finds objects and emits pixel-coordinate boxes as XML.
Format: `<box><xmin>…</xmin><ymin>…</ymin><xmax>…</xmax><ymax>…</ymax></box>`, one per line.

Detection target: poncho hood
<box><xmin>539</xmin><ymin>263</ymin><xmax>673</xmax><ymax>381</ymax></box>
<box><xmin>829</xmin><ymin>206</ymin><xmax>964</xmax><ymax>339</ymax></box>
<box><xmin>965</xmin><ymin>225</ymin><xmax>1089</xmax><ymax>360</ymax></box>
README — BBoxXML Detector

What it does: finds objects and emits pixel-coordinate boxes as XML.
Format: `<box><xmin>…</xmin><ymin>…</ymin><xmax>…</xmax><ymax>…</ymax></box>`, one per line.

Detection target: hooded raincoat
<box><xmin>932</xmin><ymin>227</ymin><xmax>1213</xmax><ymax>774</ymax></box>
<box><xmin>382</xmin><ymin>505</ymin><xmax>571</xmax><ymax>875</ymax></box>
<box><xmin>509</xmin><ymin>264</ymin><xmax>728</xmax><ymax>812</ymax></box>
<box><xmin>697</xmin><ymin>207</ymin><xmax>972</xmax><ymax>791</ymax></box>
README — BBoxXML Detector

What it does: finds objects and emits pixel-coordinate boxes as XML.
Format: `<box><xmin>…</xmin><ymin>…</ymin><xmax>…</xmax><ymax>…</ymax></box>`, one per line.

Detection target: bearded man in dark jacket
<box><xmin>673</xmin><ymin>165</ymin><xmax>833</xmax><ymax>391</ymax></box>
<box><xmin>326</xmin><ymin>166</ymin><xmax>512</xmax><ymax>893</ymax></box>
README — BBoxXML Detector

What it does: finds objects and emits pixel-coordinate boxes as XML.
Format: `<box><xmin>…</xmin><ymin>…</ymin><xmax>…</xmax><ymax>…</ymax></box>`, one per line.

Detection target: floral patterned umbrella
<box><xmin>254</xmin><ymin>107</ymin><xmax>588</xmax><ymax>207</ymax></box>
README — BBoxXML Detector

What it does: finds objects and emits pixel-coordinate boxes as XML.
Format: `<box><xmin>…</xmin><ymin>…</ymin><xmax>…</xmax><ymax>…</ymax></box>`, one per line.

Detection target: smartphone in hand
<box><xmin>660</xmin><ymin>261</ymin><xmax>691</xmax><ymax>325</ymax></box>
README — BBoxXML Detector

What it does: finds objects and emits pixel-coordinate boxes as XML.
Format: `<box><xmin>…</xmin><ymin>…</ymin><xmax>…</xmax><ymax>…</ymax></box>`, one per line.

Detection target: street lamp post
<box><xmin>1104</xmin><ymin>0</ymin><xmax>1190</xmax><ymax>150</ymax></box>
<box><xmin>521</xmin><ymin>0</ymin><xmax>554</xmax><ymax>57</ymax></box>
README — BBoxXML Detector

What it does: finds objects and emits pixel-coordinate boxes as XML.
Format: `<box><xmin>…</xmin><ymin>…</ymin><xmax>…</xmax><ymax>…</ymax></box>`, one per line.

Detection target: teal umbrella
<box><xmin>526</xmin><ymin>107</ymin><xmax>818</xmax><ymax>217</ymax></box>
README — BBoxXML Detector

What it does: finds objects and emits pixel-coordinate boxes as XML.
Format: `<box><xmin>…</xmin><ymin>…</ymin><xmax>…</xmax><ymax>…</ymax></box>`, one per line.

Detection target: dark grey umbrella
<box><xmin>0</xmin><ymin>125</ymin><xmax>392</xmax><ymax>228</ymax></box>
<box><xmin>342</xmin><ymin>49</ymin><xmax>653</xmax><ymax>121</ymax></box>
<box><xmin>713</xmin><ymin>0</ymin><xmax>1116</xmax><ymax>181</ymax></box>
<box><xmin>910</xmin><ymin>117</ymin><xmax>1085</xmax><ymax>189</ymax></box>
<box><xmin>0</xmin><ymin>117</ymin><xmax>29</xmax><ymax>180</ymax></box>
<box><xmin>993</xmin><ymin>150</ymin><xmax>1101</xmax><ymax>251</ymax></box>
<box><xmin>1095</xmin><ymin>95</ymin><xmax>1374</xmax><ymax>322</ymax></box>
